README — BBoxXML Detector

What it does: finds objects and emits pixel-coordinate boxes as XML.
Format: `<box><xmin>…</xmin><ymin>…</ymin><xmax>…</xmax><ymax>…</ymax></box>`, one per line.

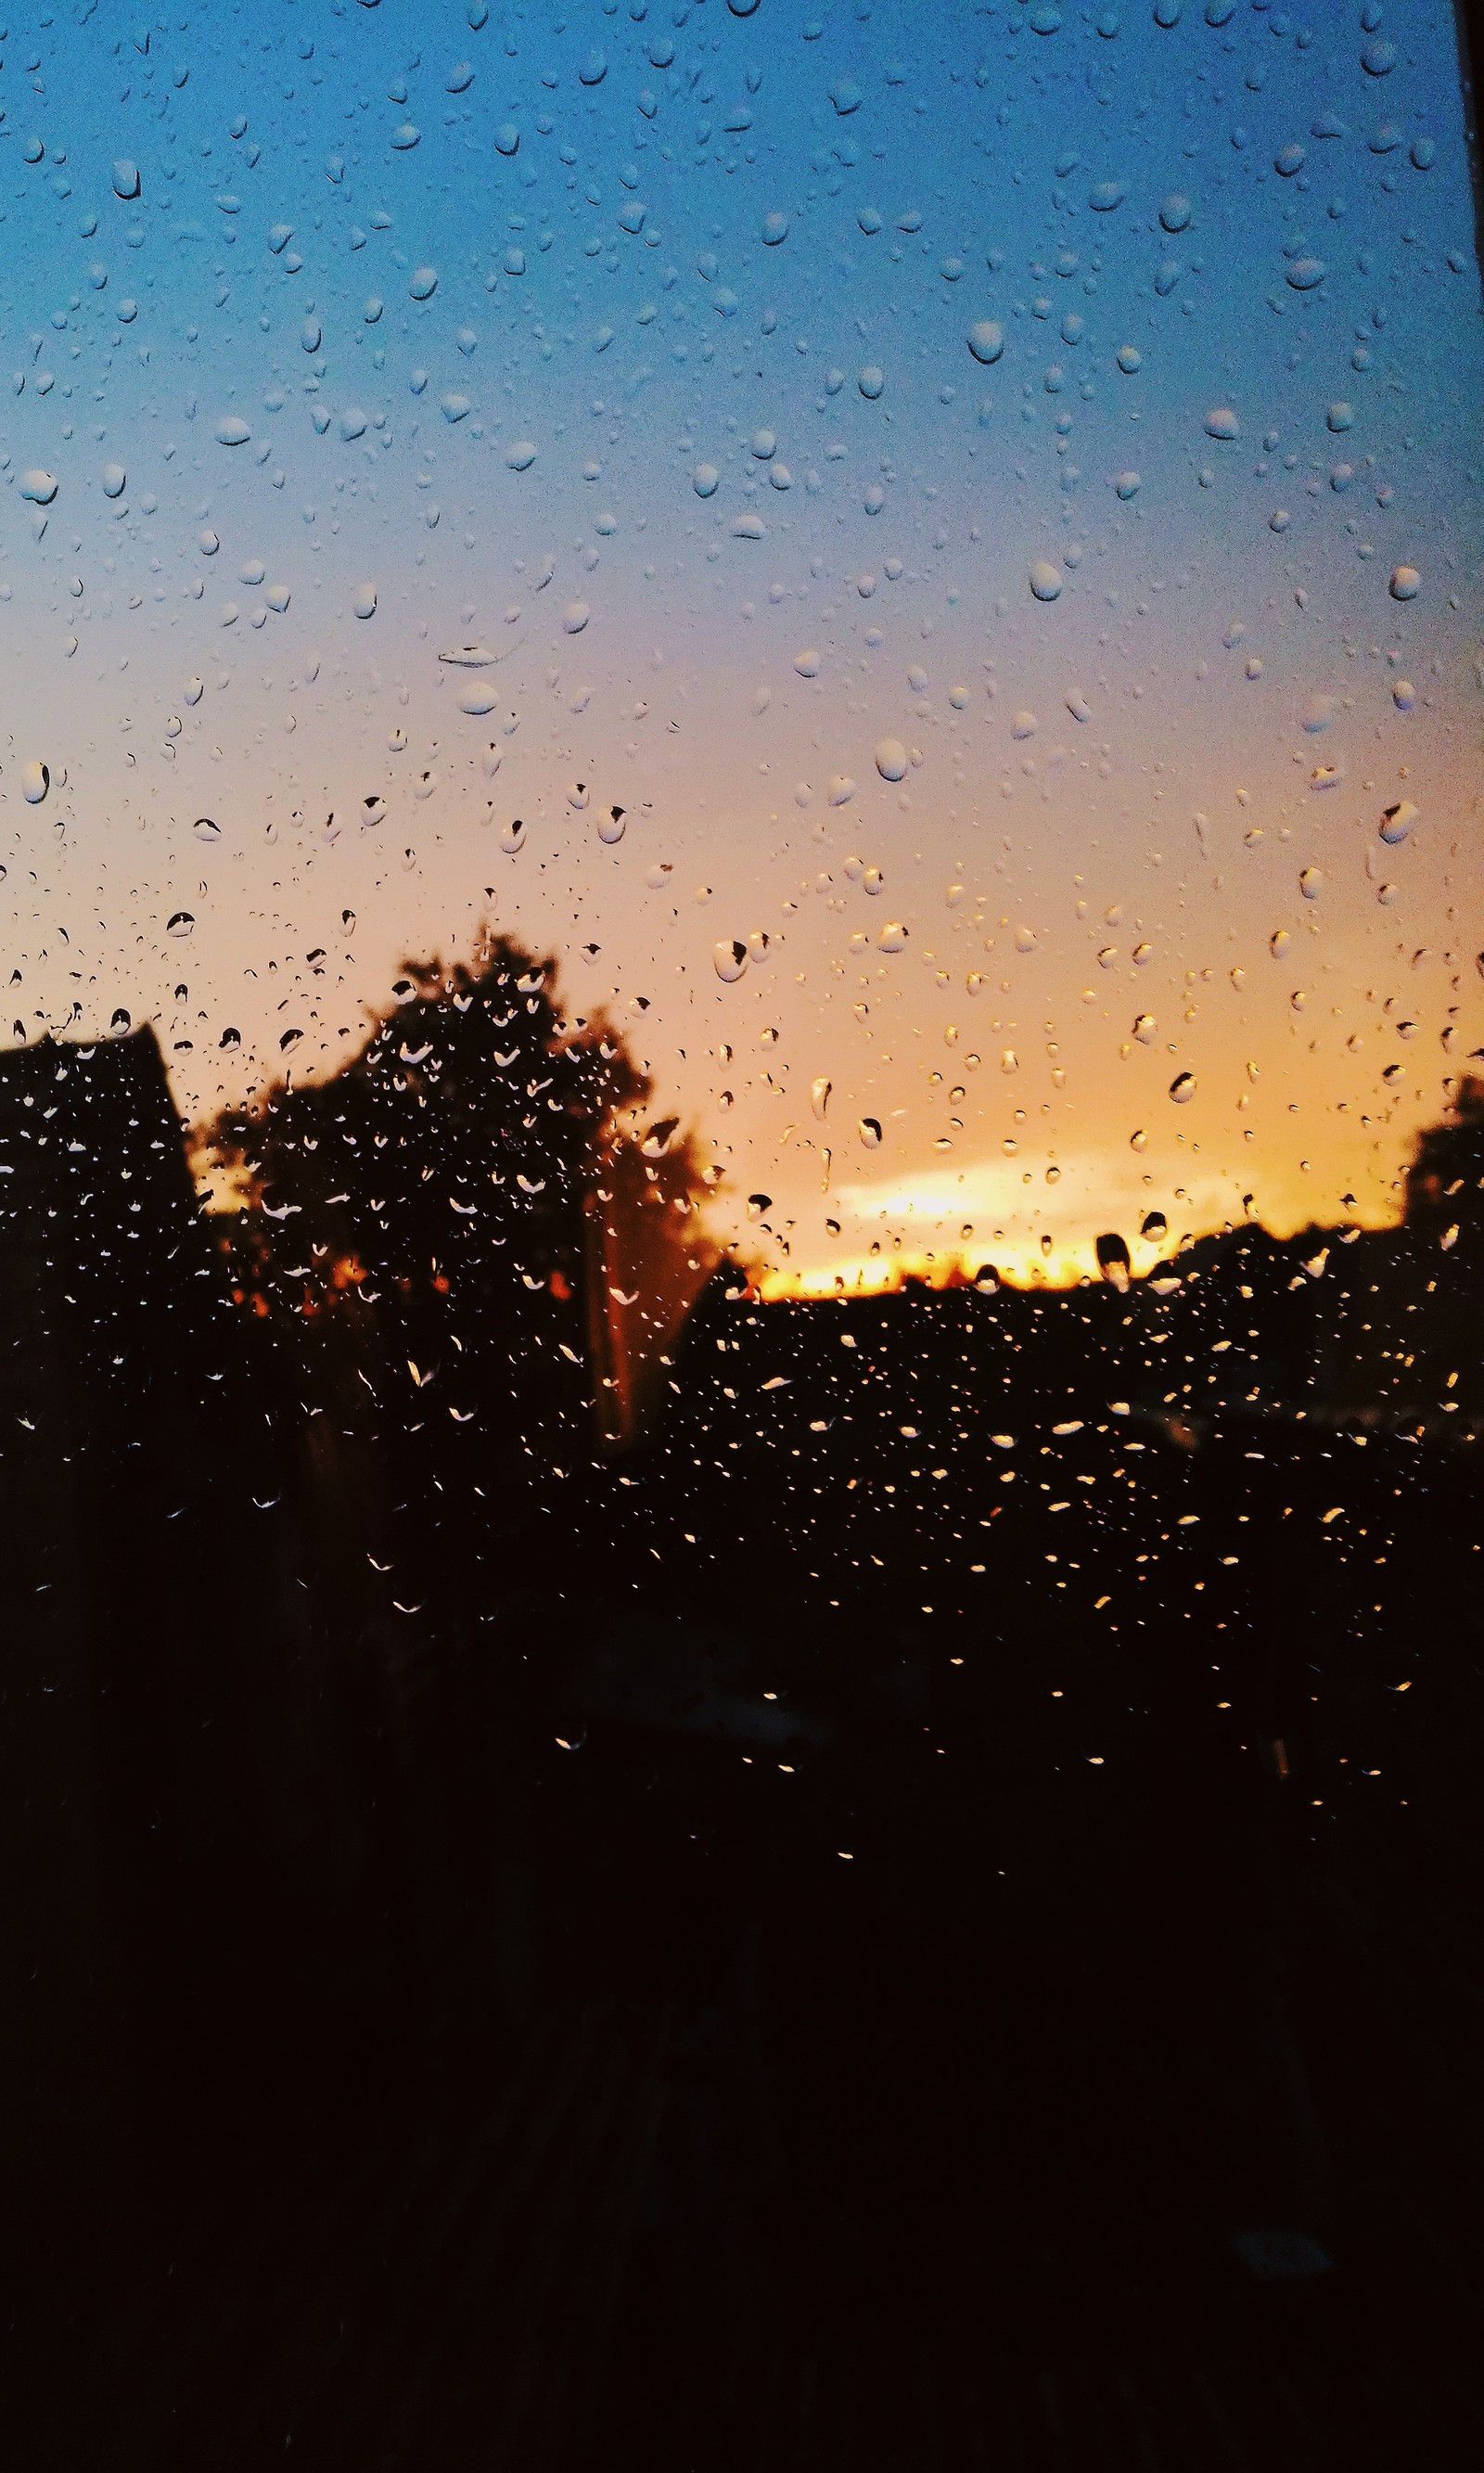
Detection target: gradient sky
<box><xmin>3</xmin><ymin>0</ymin><xmax>1480</xmax><ymax>1285</ymax></box>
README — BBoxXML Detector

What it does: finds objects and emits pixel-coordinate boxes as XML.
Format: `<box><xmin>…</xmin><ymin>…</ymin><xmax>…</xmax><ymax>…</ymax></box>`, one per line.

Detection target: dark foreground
<box><xmin>5</xmin><ymin>1029</ymin><xmax>1482</xmax><ymax>2466</ymax></box>
<box><xmin>6</xmin><ymin>1402</ymin><xmax>1483</xmax><ymax>2472</ymax></box>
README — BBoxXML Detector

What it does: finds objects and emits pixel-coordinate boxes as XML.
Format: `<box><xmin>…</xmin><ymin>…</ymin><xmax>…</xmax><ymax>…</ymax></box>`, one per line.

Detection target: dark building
<box><xmin>0</xmin><ymin>1029</ymin><xmax>316</xmax><ymax>2242</ymax></box>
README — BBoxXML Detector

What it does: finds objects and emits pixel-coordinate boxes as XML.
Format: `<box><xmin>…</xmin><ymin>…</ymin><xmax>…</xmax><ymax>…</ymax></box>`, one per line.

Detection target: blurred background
<box><xmin>2</xmin><ymin>2</ymin><xmax>1482</xmax><ymax>2465</ymax></box>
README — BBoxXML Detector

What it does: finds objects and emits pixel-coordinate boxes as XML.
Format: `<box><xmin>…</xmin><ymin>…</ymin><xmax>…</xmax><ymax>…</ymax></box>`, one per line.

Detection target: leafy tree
<box><xmin>201</xmin><ymin>929</ymin><xmax>716</xmax><ymax>1448</ymax></box>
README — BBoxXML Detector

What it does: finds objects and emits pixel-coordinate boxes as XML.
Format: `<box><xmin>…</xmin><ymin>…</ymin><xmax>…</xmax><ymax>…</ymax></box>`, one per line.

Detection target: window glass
<box><xmin>3</xmin><ymin>2</ymin><xmax>1480</xmax><ymax>2456</ymax></box>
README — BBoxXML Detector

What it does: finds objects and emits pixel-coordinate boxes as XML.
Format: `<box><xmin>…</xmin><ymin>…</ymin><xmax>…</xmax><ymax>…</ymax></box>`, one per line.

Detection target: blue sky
<box><xmin>3</xmin><ymin>0</ymin><xmax>1480</xmax><ymax>1276</ymax></box>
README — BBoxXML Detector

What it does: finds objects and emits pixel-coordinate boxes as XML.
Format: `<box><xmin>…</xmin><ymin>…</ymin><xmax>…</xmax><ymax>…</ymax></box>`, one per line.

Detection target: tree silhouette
<box><xmin>1405</xmin><ymin>1073</ymin><xmax>1484</xmax><ymax>1239</ymax></box>
<box><xmin>200</xmin><ymin>929</ymin><xmax>715</xmax><ymax>1450</ymax></box>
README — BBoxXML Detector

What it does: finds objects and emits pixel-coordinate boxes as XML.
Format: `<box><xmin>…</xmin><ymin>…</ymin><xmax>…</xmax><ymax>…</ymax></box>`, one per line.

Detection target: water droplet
<box><xmin>1274</xmin><ymin>144</ymin><xmax>1306</xmax><ymax>177</ymax></box>
<box><xmin>877</xmin><ymin>922</ymin><xmax>908</xmax><ymax>954</ymax></box>
<box><xmin>858</xmin><ymin>367</ymin><xmax>885</xmax><ymax>399</ymax></box>
<box><xmin>641</xmin><ymin>1116</ymin><xmax>679</xmax><ymax>1161</ymax></box>
<box><xmin>505</xmin><ymin>440</ymin><xmax>537</xmax><ymax>470</ymax></box>
<box><xmin>1116</xmin><ymin>344</ymin><xmax>1142</xmax><ymax>374</ymax></box>
<box><xmin>1286</xmin><ymin>257</ymin><xmax>1327</xmax><ymax>290</ymax></box>
<box><xmin>859</xmin><ymin>1117</ymin><xmax>882</xmax><ymax>1148</ymax></box>
<box><xmin>967</xmin><ymin>320</ymin><xmax>1004</xmax><ymax>365</ymax></box>
<box><xmin>20</xmin><ymin>760</ymin><xmax>50</xmax><ymax>805</ymax></box>
<box><xmin>1029</xmin><ymin>560</ymin><xmax>1063</xmax><ymax>602</ymax></box>
<box><xmin>1169</xmin><ymin>1070</ymin><xmax>1196</xmax><ymax>1104</ymax></box>
<box><xmin>1299</xmin><ymin>867</ymin><xmax>1323</xmax><ymax>900</ymax></box>
<box><xmin>102</xmin><ymin>462</ymin><xmax>126</xmax><ymax>499</ymax></box>
<box><xmin>409</xmin><ymin>266</ymin><xmax>439</xmax><ymax>300</ymax></box>
<box><xmin>214</xmin><ymin>415</ymin><xmax>251</xmax><ymax>447</ymax></box>
<box><xmin>1379</xmin><ymin>799</ymin><xmax>1418</xmax><ymax>845</ymax></box>
<box><xmin>352</xmin><ymin>583</ymin><xmax>378</xmax><ymax>620</ymax></box>
<box><xmin>167</xmin><ymin>911</ymin><xmax>195</xmax><ymax>939</ymax></box>
<box><xmin>1204</xmin><ymin>406</ymin><xmax>1239</xmax><ymax>440</ymax></box>
<box><xmin>563</xmin><ymin>600</ymin><xmax>591</xmax><ymax>634</ymax></box>
<box><xmin>597</xmin><ymin>803</ymin><xmax>626</xmax><ymax>845</ymax></box>
<box><xmin>1388</xmin><ymin>565</ymin><xmax>1421</xmax><ymax>601</ymax></box>
<box><xmin>19</xmin><ymin>469</ymin><xmax>58</xmax><ymax>504</ymax></box>
<box><xmin>875</xmin><ymin>737</ymin><xmax>908</xmax><ymax>782</ymax></box>
<box><xmin>1132</xmin><ymin>1013</ymin><xmax>1157</xmax><ymax>1044</ymax></box>
<box><xmin>761</xmin><ymin>211</ymin><xmax>789</xmax><ymax>246</ymax></box>
<box><xmin>1160</xmin><ymin>192</ymin><xmax>1192</xmax><ymax>231</ymax></box>
<box><xmin>185</xmin><ymin>676</ymin><xmax>204</xmax><ymax>706</ymax></box>
<box><xmin>1392</xmin><ymin>680</ymin><xmax>1415</xmax><ymax>711</ymax></box>
<box><xmin>811</xmin><ymin>1077</ymin><xmax>832</xmax><ymax>1121</ymax></box>
<box><xmin>1114</xmin><ymin>470</ymin><xmax>1141</xmax><ymax>500</ymax></box>
<box><xmin>194</xmin><ymin>816</ymin><xmax>220</xmax><ymax>842</ymax></box>
<box><xmin>112</xmin><ymin>159</ymin><xmax>141</xmax><ymax>200</ymax></box>
<box><xmin>713</xmin><ymin>940</ymin><xmax>748</xmax><ymax>983</ymax></box>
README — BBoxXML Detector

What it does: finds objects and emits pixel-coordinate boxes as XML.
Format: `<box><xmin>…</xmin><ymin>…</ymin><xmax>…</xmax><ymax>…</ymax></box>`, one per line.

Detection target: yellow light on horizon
<box><xmin>756</xmin><ymin>1240</ymin><xmax>1099</xmax><ymax>1301</ymax></box>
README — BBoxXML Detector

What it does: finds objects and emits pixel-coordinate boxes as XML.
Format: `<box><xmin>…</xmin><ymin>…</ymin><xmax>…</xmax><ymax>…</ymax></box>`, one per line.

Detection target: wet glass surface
<box><xmin>2</xmin><ymin>3</ymin><xmax>1481</xmax><ymax>2463</ymax></box>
